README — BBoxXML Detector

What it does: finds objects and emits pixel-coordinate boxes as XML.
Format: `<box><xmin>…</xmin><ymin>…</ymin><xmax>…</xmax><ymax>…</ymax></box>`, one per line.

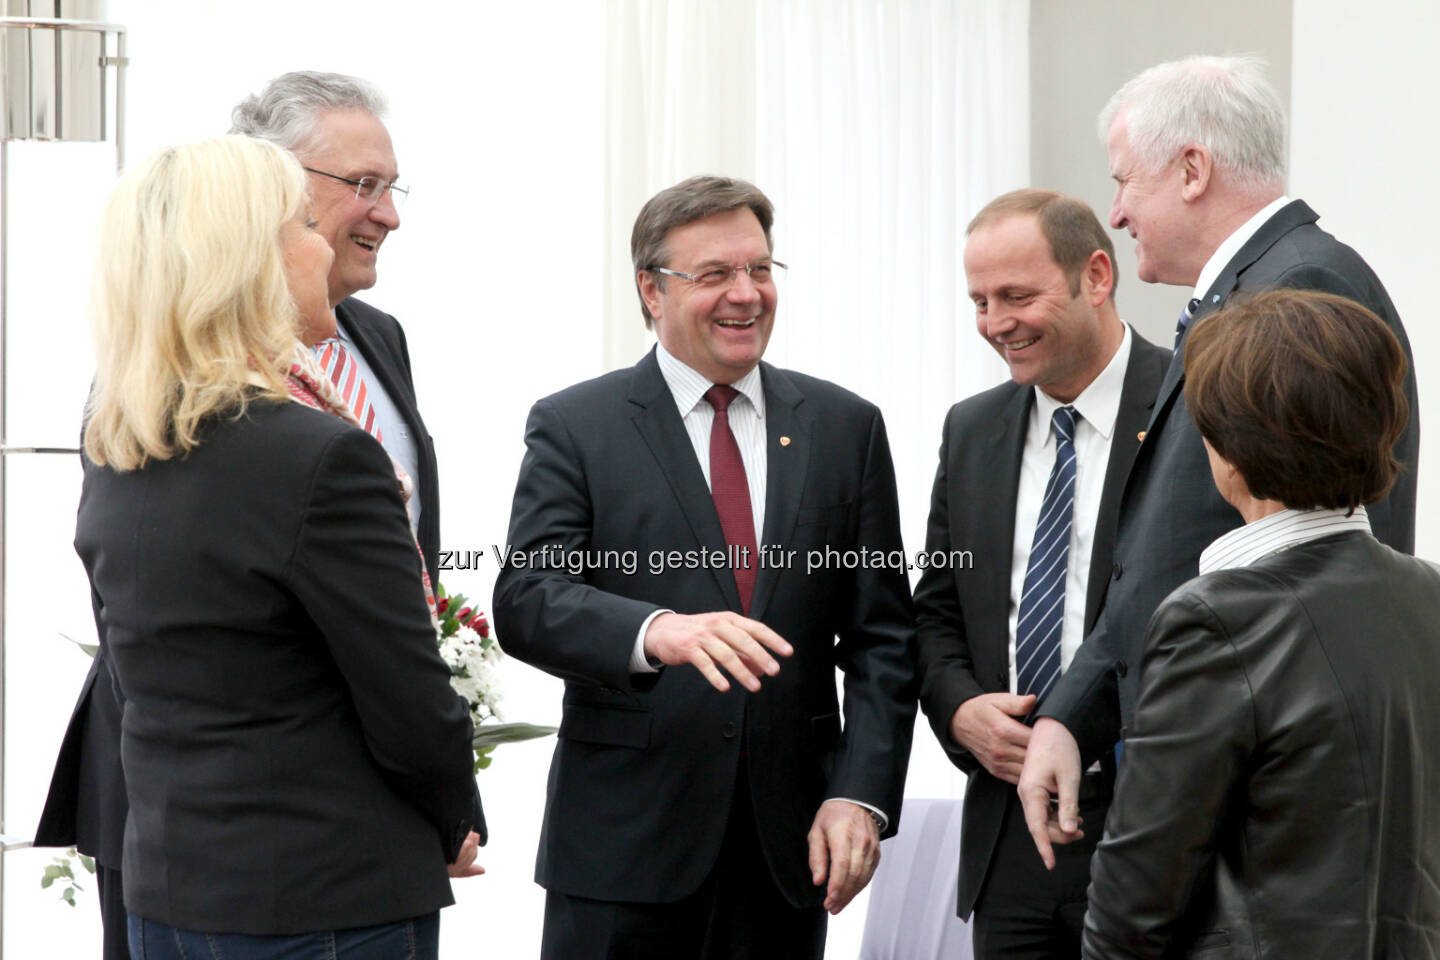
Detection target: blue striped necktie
<box><xmin>1174</xmin><ymin>297</ymin><xmax>1202</xmax><ymax>351</ymax></box>
<box><xmin>1015</xmin><ymin>405</ymin><xmax>1078</xmax><ymax>705</ymax></box>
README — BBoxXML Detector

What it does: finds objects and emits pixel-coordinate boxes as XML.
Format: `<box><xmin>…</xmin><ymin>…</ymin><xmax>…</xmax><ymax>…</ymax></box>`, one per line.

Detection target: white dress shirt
<box><xmin>1006</xmin><ymin>325</ymin><xmax>1133</xmax><ymax>691</ymax></box>
<box><xmin>331</xmin><ymin>316</ymin><xmax>423</xmax><ymax>536</ymax></box>
<box><xmin>1199</xmin><ymin>505</ymin><xmax>1372</xmax><ymax>574</ymax></box>
<box><xmin>1192</xmin><ymin>195</ymin><xmax>1291</xmax><ymax>307</ymax></box>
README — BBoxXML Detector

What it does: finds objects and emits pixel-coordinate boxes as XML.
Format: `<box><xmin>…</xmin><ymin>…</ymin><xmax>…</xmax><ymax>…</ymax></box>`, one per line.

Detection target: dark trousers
<box><xmin>98</xmin><ymin>863</ymin><xmax>131</xmax><ymax>960</ymax></box>
<box><xmin>971</xmin><ymin>779</ymin><xmax>1111</xmax><ymax>959</ymax></box>
<box><xmin>540</xmin><ymin>769</ymin><xmax>826</xmax><ymax>960</ymax></box>
<box><xmin>127</xmin><ymin>911</ymin><xmax>439</xmax><ymax>960</ymax></box>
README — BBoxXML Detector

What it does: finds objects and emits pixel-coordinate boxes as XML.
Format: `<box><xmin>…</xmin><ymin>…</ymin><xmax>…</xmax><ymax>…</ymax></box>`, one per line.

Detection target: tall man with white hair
<box><xmin>231</xmin><ymin>71</ymin><xmax>439</xmax><ymax>578</ymax></box>
<box><xmin>1016</xmin><ymin>55</ymin><xmax>1420</xmax><ymax>866</ymax></box>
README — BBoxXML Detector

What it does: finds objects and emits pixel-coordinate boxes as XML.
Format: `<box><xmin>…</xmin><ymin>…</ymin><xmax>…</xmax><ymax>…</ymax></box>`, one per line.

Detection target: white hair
<box><xmin>1098</xmin><ymin>55</ymin><xmax>1286</xmax><ymax>188</ymax></box>
<box><xmin>229</xmin><ymin>71</ymin><xmax>387</xmax><ymax>158</ymax></box>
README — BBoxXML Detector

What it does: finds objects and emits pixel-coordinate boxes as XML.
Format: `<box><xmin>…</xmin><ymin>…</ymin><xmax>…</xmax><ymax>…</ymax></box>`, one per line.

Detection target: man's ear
<box><xmin>637</xmin><ymin>270</ymin><xmax>665</xmax><ymax>323</ymax></box>
<box><xmin>1179</xmin><ymin>145</ymin><xmax>1213</xmax><ymax>202</ymax></box>
<box><xmin>1083</xmin><ymin>249</ymin><xmax>1114</xmax><ymax>306</ymax></box>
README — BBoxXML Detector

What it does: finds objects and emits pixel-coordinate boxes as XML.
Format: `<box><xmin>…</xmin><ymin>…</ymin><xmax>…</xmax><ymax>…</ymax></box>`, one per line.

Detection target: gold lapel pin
<box><xmin>779</xmin><ymin>436</ymin><xmax>792</xmax><ymax>446</ymax></box>
<box><xmin>1137</xmin><ymin>431</ymin><xmax>1147</xmax><ymax>443</ymax></box>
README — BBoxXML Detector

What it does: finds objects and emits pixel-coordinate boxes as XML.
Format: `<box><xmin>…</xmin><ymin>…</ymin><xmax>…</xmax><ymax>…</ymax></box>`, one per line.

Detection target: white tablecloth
<box><xmin>858</xmin><ymin>797</ymin><xmax>972</xmax><ymax>959</ymax></box>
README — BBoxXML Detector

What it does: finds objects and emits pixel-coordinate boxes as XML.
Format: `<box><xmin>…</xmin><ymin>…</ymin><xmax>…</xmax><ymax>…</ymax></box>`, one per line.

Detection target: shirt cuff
<box><xmin>629</xmin><ymin>609</ymin><xmax>673</xmax><ymax>674</ymax></box>
<box><xmin>825</xmin><ymin>797</ymin><xmax>889</xmax><ymax>833</ymax></box>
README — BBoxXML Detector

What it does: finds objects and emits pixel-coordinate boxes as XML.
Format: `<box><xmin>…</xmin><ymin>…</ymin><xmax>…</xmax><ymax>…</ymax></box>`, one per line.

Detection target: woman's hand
<box><xmin>447</xmin><ymin>830</ymin><xmax>486</xmax><ymax>878</ymax></box>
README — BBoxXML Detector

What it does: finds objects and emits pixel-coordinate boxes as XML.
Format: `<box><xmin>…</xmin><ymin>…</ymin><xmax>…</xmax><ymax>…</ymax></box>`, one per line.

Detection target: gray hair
<box><xmin>630</xmin><ymin>175</ymin><xmax>775</xmax><ymax>329</ymax></box>
<box><xmin>229</xmin><ymin>71</ymin><xmax>387</xmax><ymax>158</ymax></box>
<box><xmin>1097</xmin><ymin>55</ymin><xmax>1286</xmax><ymax>188</ymax></box>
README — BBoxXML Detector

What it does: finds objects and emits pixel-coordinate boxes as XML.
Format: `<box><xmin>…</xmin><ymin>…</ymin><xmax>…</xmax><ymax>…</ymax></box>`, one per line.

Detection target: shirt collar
<box><xmin>1199</xmin><ymin>505</ymin><xmax>1371</xmax><ymax>574</ymax></box>
<box><xmin>654</xmin><ymin>341</ymin><xmax>766</xmax><ymax>420</ymax></box>
<box><xmin>1031</xmin><ymin>323</ymin><xmax>1132</xmax><ymax>443</ymax></box>
<box><xmin>1192</xmin><ymin>195</ymin><xmax>1290</xmax><ymax>304</ymax></box>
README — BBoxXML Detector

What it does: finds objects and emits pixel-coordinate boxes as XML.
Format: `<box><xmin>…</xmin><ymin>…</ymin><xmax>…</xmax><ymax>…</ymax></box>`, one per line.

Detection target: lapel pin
<box><xmin>1137</xmin><ymin>431</ymin><xmax>1147</xmax><ymax>443</ymax></box>
<box><xmin>779</xmin><ymin>436</ymin><xmax>792</xmax><ymax>447</ymax></box>
<box><xmin>1212</xmin><ymin>294</ymin><xmax>1221</xmax><ymax>303</ymax></box>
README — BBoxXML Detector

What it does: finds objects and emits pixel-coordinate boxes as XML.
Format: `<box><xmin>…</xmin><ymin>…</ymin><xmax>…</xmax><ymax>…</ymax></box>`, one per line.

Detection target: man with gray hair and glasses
<box><xmin>34</xmin><ymin>72</ymin><xmax>440</xmax><ymax>960</ymax></box>
<box><xmin>231</xmin><ymin>71</ymin><xmax>439</xmax><ymax>579</ymax></box>
<box><xmin>1015</xmin><ymin>54</ymin><xmax>1420</xmax><ymax>876</ymax></box>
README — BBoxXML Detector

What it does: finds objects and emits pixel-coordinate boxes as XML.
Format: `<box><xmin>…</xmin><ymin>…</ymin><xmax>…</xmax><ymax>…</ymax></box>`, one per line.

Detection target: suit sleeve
<box><xmin>826</xmin><ymin>408</ymin><xmax>919</xmax><ymax>828</ymax></box>
<box><xmin>913</xmin><ymin>411</ymin><xmax>983</xmax><ymax>772</ymax></box>
<box><xmin>491</xmin><ymin>398</ymin><xmax>663</xmax><ymax>690</ymax></box>
<box><xmin>286</xmin><ymin>428</ymin><xmax>480</xmax><ymax>858</ymax></box>
<box><xmin>1036</xmin><ymin>614</ymin><xmax>1122</xmax><ymax>768</ymax></box>
<box><xmin>1082</xmin><ymin>592</ymin><xmax>1252</xmax><ymax>960</ymax></box>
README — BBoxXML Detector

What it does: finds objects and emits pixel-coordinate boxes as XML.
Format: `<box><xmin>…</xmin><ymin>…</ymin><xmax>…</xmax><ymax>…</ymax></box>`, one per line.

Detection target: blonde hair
<box><xmin>85</xmin><ymin>135</ymin><xmax>308</xmax><ymax>469</ymax></box>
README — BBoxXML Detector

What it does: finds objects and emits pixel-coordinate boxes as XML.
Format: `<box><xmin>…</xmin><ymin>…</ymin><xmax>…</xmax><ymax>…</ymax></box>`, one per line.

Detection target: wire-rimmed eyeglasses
<box><xmin>647</xmin><ymin>259</ymin><xmax>787</xmax><ymax>288</ymax></box>
<box><xmin>302</xmin><ymin>166</ymin><xmax>409</xmax><ymax>209</ymax></box>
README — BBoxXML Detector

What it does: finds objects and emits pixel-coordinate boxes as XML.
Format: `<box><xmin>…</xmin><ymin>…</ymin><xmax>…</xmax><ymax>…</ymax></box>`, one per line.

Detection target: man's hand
<box><xmin>643</xmin><ymin>612</ymin><xmax>793</xmax><ymax>693</ymax></box>
<box><xmin>807</xmin><ymin>800</ymin><xmax>881</xmax><ymax>915</ymax></box>
<box><xmin>950</xmin><ymin>692</ymin><xmax>1036</xmax><ymax>784</ymax></box>
<box><xmin>447</xmin><ymin>830</ymin><xmax>486</xmax><ymax>878</ymax></box>
<box><xmin>1016</xmin><ymin>717</ymin><xmax>1085</xmax><ymax>870</ymax></box>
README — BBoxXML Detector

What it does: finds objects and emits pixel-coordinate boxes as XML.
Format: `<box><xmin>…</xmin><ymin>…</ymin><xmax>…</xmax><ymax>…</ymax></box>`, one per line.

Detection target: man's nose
<box><xmin>371</xmin><ymin>189</ymin><xmax>400</xmax><ymax>231</ymax></box>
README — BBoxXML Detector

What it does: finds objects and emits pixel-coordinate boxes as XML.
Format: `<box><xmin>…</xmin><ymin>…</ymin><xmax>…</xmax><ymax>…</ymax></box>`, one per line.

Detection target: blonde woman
<box><xmin>65</xmin><ymin>136</ymin><xmax>479</xmax><ymax>960</ymax></box>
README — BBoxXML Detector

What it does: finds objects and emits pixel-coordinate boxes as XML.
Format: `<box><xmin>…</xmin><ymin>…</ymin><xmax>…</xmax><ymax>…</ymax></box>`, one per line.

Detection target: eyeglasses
<box><xmin>648</xmin><ymin>259</ymin><xmax>787</xmax><ymax>288</ymax></box>
<box><xmin>302</xmin><ymin>166</ymin><xmax>409</xmax><ymax>209</ymax></box>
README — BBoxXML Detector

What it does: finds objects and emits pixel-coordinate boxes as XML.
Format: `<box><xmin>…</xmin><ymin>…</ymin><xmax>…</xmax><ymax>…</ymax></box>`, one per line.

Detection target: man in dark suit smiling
<box><xmin>494</xmin><ymin>175</ymin><xmax>917</xmax><ymax>959</ymax></box>
<box><xmin>915</xmin><ymin>189</ymin><xmax>1168</xmax><ymax>958</ymax></box>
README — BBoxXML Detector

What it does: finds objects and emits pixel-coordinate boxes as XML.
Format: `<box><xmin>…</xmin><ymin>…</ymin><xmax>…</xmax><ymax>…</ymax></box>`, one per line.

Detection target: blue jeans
<box><xmin>127</xmin><ymin>912</ymin><xmax>439</xmax><ymax>960</ymax></box>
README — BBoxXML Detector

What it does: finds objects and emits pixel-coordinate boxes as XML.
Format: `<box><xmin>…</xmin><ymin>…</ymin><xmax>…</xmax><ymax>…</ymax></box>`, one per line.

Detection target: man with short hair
<box><xmin>494</xmin><ymin>175</ymin><xmax>917</xmax><ymax>959</ymax></box>
<box><xmin>915</xmin><ymin>189</ymin><xmax>1168</xmax><ymax>958</ymax></box>
<box><xmin>1018</xmin><ymin>54</ymin><xmax>1420</xmax><ymax>865</ymax></box>
<box><xmin>34</xmin><ymin>72</ymin><xmax>439</xmax><ymax>960</ymax></box>
<box><xmin>231</xmin><ymin>71</ymin><xmax>439</xmax><ymax>577</ymax></box>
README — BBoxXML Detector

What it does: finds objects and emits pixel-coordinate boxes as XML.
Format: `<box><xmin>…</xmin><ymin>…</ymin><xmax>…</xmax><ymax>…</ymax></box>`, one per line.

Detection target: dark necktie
<box><xmin>1015</xmin><ymin>406</ymin><xmax>1078</xmax><ymax>705</ymax></box>
<box><xmin>704</xmin><ymin>385</ymin><xmax>758</xmax><ymax>614</ymax></box>
<box><xmin>1173</xmin><ymin>297</ymin><xmax>1202</xmax><ymax>352</ymax></box>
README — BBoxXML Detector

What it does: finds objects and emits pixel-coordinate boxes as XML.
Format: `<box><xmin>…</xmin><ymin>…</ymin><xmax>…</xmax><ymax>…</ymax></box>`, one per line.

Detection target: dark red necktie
<box><xmin>705</xmin><ymin>385</ymin><xmax>758</xmax><ymax>614</ymax></box>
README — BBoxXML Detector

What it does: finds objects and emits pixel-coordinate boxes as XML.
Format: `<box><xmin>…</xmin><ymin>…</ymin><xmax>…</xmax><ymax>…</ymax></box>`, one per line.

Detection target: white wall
<box><xmin>1290</xmin><ymin>0</ymin><xmax>1440</xmax><ymax>559</ymax></box>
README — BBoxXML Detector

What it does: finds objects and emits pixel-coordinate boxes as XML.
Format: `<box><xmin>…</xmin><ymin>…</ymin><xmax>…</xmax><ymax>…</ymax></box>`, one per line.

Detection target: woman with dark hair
<box><xmin>1082</xmin><ymin>289</ymin><xmax>1440</xmax><ymax>959</ymax></box>
<box><xmin>74</xmin><ymin>135</ymin><xmax>482</xmax><ymax>960</ymax></box>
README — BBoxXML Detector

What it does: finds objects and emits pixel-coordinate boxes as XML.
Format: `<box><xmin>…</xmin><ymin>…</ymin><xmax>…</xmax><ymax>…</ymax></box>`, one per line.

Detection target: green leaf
<box><xmin>471</xmin><ymin>722</ymin><xmax>557</xmax><ymax>749</ymax></box>
<box><xmin>78</xmin><ymin>854</ymin><xmax>96</xmax><ymax>873</ymax></box>
<box><xmin>58</xmin><ymin>632</ymin><xmax>99</xmax><ymax>659</ymax></box>
<box><xmin>62</xmin><ymin>886</ymin><xmax>76</xmax><ymax>906</ymax></box>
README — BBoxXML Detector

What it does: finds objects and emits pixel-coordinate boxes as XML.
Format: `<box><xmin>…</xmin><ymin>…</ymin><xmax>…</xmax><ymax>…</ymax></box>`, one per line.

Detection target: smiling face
<box><xmin>965</xmin><ymin>213</ymin><xmax>1116</xmax><ymax>403</ymax></box>
<box><xmin>281</xmin><ymin>208</ymin><xmax>337</xmax><ymax>345</ymax></box>
<box><xmin>1106</xmin><ymin>114</ymin><xmax>1198</xmax><ymax>286</ymax></box>
<box><xmin>297</xmin><ymin>109</ymin><xmax>400</xmax><ymax>305</ymax></box>
<box><xmin>637</xmin><ymin>207</ymin><xmax>776</xmax><ymax>384</ymax></box>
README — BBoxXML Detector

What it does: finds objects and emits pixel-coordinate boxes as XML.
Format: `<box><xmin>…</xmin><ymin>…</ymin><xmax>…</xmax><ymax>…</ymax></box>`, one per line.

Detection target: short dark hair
<box><xmin>630</xmin><ymin>175</ymin><xmax>775</xmax><ymax>328</ymax></box>
<box><xmin>966</xmin><ymin>188</ymin><xmax>1118</xmax><ymax>299</ymax></box>
<box><xmin>1184</xmin><ymin>289</ymin><xmax>1408</xmax><ymax>511</ymax></box>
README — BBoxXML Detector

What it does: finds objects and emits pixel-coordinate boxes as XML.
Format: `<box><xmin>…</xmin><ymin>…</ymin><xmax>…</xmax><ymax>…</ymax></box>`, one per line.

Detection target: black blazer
<box><xmin>1083</xmin><ymin>533</ymin><xmax>1440</xmax><ymax>959</ymax></box>
<box><xmin>36</xmin><ymin>300</ymin><xmax>441</xmax><ymax>872</ymax></box>
<box><xmin>1041</xmin><ymin>200</ymin><xmax>1421</xmax><ymax>764</ymax></box>
<box><xmin>493</xmin><ymin>349</ymin><xmax>917</xmax><ymax>907</ymax></box>
<box><xmin>338</xmin><ymin>297</ymin><xmax>440</xmax><ymax>580</ymax></box>
<box><xmin>914</xmin><ymin>330</ymin><xmax>1169</xmax><ymax>919</ymax></box>
<box><xmin>73</xmin><ymin>400</ymin><xmax>479</xmax><ymax>934</ymax></box>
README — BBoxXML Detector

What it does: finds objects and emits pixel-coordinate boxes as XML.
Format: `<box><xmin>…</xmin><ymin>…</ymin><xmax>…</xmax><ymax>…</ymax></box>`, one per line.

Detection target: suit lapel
<box><xmin>627</xmin><ymin>350</ymin><xmax>742</xmax><ymax>611</ymax></box>
<box><xmin>1146</xmin><ymin>201</ymin><xmax>1319</xmax><ymax>435</ymax></box>
<box><xmin>1087</xmin><ymin>333</ymin><xmax>1165</xmax><ymax>630</ymax></box>
<box><xmin>338</xmin><ymin>300</ymin><xmax>425</xmax><ymax>441</ymax></box>
<box><xmin>969</xmin><ymin>387</ymin><xmax>1031</xmax><ymax>641</ymax></box>
<box><xmin>750</xmin><ymin>364</ymin><xmax>810</xmax><ymax>621</ymax></box>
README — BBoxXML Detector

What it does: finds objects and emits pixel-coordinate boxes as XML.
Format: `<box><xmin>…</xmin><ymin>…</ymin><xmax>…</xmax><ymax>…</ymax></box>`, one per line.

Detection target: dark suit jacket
<box><xmin>74</xmin><ymin>399</ymin><xmax>479</xmax><ymax>934</ymax></box>
<box><xmin>35</xmin><ymin>298</ymin><xmax>439</xmax><ymax>872</ymax></box>
<box><xmin>492</xmin><ymin>349</ymin><xmax>917</xmax><ymax>907</ymax></box>
<box><xmin>337</xmin><ymin>297</ymin><xmax>440</xmax><ymax>580</ymax></box>
<box><xmin>1083</xmin><ymin>533</ymin><xmax>1440</xmax><ymax>959</ymax></box>
<box><xmin>1041</xmin><ymin>199</ymin><xmax>1420</xmax><ymax>764</ymax></box>
<box><xmin>914</xmin><ymin>330</ymin><xmax>1169</xmax><ymax>919</ymax></box>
